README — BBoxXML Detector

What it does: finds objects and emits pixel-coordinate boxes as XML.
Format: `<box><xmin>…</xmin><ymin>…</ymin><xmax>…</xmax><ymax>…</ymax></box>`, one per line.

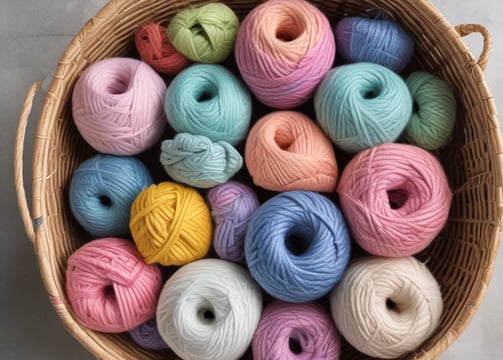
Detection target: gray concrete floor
<box><xmin>1</xmin><ymin>0</ymin><xmax>501</xmax><ymax>359</ymax></box>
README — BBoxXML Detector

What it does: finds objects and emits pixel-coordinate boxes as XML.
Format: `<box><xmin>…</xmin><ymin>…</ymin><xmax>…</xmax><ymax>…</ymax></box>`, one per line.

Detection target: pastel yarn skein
<box><xmin>72</xmin><ymin>57</ymin><xmax>167</xmax><ymax>155</ymax></box>
<box><xmin>330</xmin><ymin>256</ymin><xmax>443</xmax><ymax>359</ymax></box>
<box><xmin>156</xmin><ymin>258</ymin><xmax>263</xmax><ymax>360</ymax></box>
<box><xmin>337</xmin><ymin>142</ymin><xmax>452</xmax><ymax>257</ymax></box>
<box><xmin>314</xmin><ymin>62</ymin><xmax>412</xmax><ymax>153</ymax></box>
<box><xmin>129</xmin><ymin>318</ymin><xmax>169</xmax><ymax>351</ymax></box>
<box><xmin>69</xmin><ymin>154</ymin><xmax>153</xmax><ymax>237</ymax></box>
<box><xmin>164</xmin><ymin>64</ymin><xmax>252</xmax><ymax>145</ymax></box>
<box><xmin>235</xmin><ymin>0</ymin><xmax>336</xmax><ymax>109</ymax></box>
<box><xmin>245</xmin><ymin>111</ymin><xmax>339</xmax><ymax>193</ymax></box>
<box><xmin>160</xmin><ymin>133</ymin><xmax>242</xmax><ymax>189</ymax></box>
<box><xmin>245</xmin><ymin>191</ymin><xmax>351</xmax><ymax>303</ymax></box>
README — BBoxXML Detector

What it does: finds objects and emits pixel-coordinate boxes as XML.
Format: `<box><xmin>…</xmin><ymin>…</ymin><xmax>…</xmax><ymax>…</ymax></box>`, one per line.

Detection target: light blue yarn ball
<box><xmin>244</xmin><ymin>191</ymin><xmax>351</xmax><ymax>303</ymax></box>
<box><xmin>314</xmin><ymin>62</ymin><xmax>413</xmax><ymax>153</ymax></box>
<box><xmin>69</xmin><ymin>154</ymin><xmax>153</xmax><ymax>237</ymax></box>
<box><xmin>335</xmin><ymin>16</ymin><xmax>415</xmax><ymax>73</ymax></box>
<box><xmin>160</xmin><ymin>133</ymin><xmax>243</xmax><ymax>189</ymax></box>
<box><xmin>164</xmin><ymin>64</ymin><xmax>252</xmax><ymax>146</ymax></box>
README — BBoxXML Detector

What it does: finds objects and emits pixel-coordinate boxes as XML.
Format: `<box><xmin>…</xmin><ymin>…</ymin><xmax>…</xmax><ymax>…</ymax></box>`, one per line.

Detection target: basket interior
<box><xmin>31</xmin><ymin>0</ymin><xmax>502</xmax><ymax>359</ymax></box>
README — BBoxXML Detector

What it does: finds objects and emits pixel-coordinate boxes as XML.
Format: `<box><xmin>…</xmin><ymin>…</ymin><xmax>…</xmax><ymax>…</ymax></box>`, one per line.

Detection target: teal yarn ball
<box><xmin>69</xmin><ymin>154</ymin><xmax>153</xmax><ymax>237</ymax></box>
<box><xmin>160</xmin><ymin>133</ymin><xmax>243</xmax><ymax>189</ymax></box>
<box><xmin>404</xmin><ymin>71</ymin><xmax>457</xmax><ymax>150</ymax></box>
<box><xmin>164</xmin><ymin>64</ymin><xmax>252</xmax><ymax>146</ymax></box>
<box><xmin>314</xmin><ymin>62</ymin><xmax>413</xmax><ymax>153</ymax></box>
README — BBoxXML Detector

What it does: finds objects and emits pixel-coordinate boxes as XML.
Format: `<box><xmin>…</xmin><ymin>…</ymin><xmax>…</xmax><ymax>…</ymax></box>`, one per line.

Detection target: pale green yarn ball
<box><xmin>167</xmin><ymin>3</ymin><xmax>239</xmax><ymax>64</ymax></box>
<box><xmin>404</xmin><ymin>71</ymin><xmax>457</xmax><ymax>150</ymax></box>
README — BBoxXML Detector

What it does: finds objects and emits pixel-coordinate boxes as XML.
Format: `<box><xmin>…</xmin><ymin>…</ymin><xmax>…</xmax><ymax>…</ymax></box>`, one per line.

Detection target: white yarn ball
<box><xmin>329</xmin><ymin>256</ymin><xmax>443</xmax><ymax>359</ymax></box>
<box><xmin>156</xmin><ymin>258</ymin><xmax>263</xmax><ymax>360</ymax></box>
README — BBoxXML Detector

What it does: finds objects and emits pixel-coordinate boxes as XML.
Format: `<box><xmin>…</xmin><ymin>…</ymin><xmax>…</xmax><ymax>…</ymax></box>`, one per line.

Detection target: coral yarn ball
<box><xmin>72</xmin><ymin>57</ymin><xmax>167</xmax><ymax>155</ymax></box>
<box><xmin>129</xmin><ymin>182</ymin><xmax>212</xmax><ymax>266</ymax></box>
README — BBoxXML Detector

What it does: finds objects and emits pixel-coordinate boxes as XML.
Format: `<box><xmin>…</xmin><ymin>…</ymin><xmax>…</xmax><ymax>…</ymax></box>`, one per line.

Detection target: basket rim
<box><xmin>26</xmin><ymin>0</ymin><xmax>503</xmax><ymax>359</ymax></box>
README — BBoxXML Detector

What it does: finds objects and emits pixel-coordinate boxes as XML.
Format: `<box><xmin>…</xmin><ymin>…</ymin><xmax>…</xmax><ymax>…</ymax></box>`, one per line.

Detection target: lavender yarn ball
<box><xmin>207</xmin><ymin>181</ymin><xmax>260</xmax><ymax>262</ymax></box>
<box><xmin>129</xmin><ymin>318</ymin><xmax>169</xmax><ymax>351</ymax></box>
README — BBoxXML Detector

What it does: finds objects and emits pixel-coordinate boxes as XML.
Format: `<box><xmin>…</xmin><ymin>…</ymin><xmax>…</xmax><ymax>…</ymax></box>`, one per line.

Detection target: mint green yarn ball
<box><xmin>167</xmin><ymin>3</ymin><xmax>239</xmax><ymax>64</ymax></box>
<box><xmin>404</xmin><ymin>71</ymin><xmax>457</xmax><ymax>150</ymax></box>
<box><xmin>160</xmin><ymin>133</ymin><xmax>243</xmax><ymax>189</ymax></box>
<box><xmin>314</xmin><ymin>62</ymin><xmax>412</xmax><ymax>153</ymax></box>
<box><xmin>164</xmin><ymin>64</ymin><xmax>252</xmax><ymax>146</ymax></box>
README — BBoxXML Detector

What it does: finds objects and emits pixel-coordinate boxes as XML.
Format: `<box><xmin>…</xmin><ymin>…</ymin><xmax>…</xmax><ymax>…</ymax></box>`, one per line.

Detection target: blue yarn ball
<box><xmin>245</xmin><ymin>191</ymin><xmax>351</xmax><ymax>303</ymax></box>
<box><xmin>164</xmin><ymin>64</ymin><xmax>252</xmax><ymax>145</ymax></box>
<box><xmin>314</xmin><ymin>62</ymin><xmax>412</xmax><ymax>153</ymax></box>
<box><xmin>69</xmin><ymin>154</ymin><xmax>153</xmax><ymax>237</ymax></box>
<box><xmin>335</xmin><ymin>16</ymin><xmax>415</xmax><ymax>73</ymax></box>
<box><xmin>160</xmin><ymin>133</ymin><xmax>243</xmax><ymax>189</ymax></box>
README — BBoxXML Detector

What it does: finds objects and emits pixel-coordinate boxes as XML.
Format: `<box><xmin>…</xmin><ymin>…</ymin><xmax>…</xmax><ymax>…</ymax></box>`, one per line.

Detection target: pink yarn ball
<box><xmin>72</xmin><ymin>57</ymin><xmax>167</xmax><ymax>155</ymax></box>
<box><xmin>66</xmin><ymin>238</ymin><xmax>163</xmax><ymax>333</ymax></box>
<box><xmin>337</xmin><ymin>143</ymin><xmax>452</xmax><ymax>257</ymax></box>
<box><xmin>252</xmin><ymin>301</ymin><xmax>341</xmax><ymax>360</ymax></box>
<box><xmin>235</xmin><ymin>0</ymin><xmax>335</xmax><ymax>109</ymax></box>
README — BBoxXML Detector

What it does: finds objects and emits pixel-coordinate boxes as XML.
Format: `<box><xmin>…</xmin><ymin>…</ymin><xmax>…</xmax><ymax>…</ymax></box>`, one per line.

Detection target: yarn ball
<box><xmin>252</xmin><ymin>301</ymin><xmax>341</xmax><ymax>360</ymax></box>
<box><xmin>335</xmin><ymin>16</ymin><xmax>415</xmax><ymax>73</ymax></box>
<box><xmin>329</xmin><ymin>256</ymin><xmax>443</xmax><ymax>359</ymax></box>
<box><xmin>129</xmin><ymin>318</ymin><xmax>169</xmax><ymax>351</ymax></box>
<box><xmin>66</xmin><ymin>238</ymin><xmax>163</xmax><ymax>333</ymax></box>
<box><xmin>245</xmin><ymin>191</ymin><xmax>351</xmax><ymax>303</ymax></box>
<box><xmin>129</xmin><ymin>182</ymin><xmax>212</xmax><ymax>266</ymax></box>
<box><xmin>235</xmin><ymin>0</ymin><xmax>335</xmax><ymax>109</ymax></box>
<box><xmin>167</xmin><ymin>3</ymin><xmax>239</xmax><ymax>63</ymax></box>
<box><xmin>69</xmin><ymin>154</ymin><xmax>153</xmax><ymax>237</ymax></box>
<box><xmin>134</xmin><ymin>22</ymin><xmax>191</xmax><ymax>75</ymax></box>
<box><xmin>72</xmin><ymin>57</ymin><xmax>167</xmax><ymax>155</ymax></box>
<box><xmin>404</xmin><ymin>71</ymin><xmax>457</xmax><ymax>150</ymax></box>
<box><xmin>156</xmin><ymin>258</ymin><xmax>263</xmax><ymax>360</ymax></box>
<box><xmin>206</xmin><ymin>181</ymin><xmax>260</xmax><ymax>262</ymax></box>
<box><xmin>314</xmin><ymin>62</ymin><xmax>412</xmax><ymax>153</ymax></box>
<box><xmin>337</xmin><ymin>142</ymin><xmax>452</xmax><ymax>257</ymax></box>
<box><xmin>160</xmin><ymin>133</ymin><xmax>243</xmax><ymax>189</ymax></box>
<box><xmin>164</xmin><ymin>64</ymin><xmax>252</xmax><ymax>145</ymax></box>
<box><xmin>245</xmin><ymin>111</ymin><xmax>339</xmax><ymax>192</ymax></box>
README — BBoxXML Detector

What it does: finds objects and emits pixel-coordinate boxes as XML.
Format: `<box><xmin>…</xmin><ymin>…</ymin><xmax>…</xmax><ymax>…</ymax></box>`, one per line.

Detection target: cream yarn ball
<box><xmin>156</xmin><ymin>258</ymin><xmax>263</xmax><ymax>360</ymax></box>
<box><xmin>329</xmin><ymin>256</ymin><xmax>443</xmax><ymax>359</ymax></box>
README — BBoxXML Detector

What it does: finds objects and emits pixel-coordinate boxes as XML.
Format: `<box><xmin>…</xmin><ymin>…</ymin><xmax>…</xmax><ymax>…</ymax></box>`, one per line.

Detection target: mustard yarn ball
<box><xmin>129</xmin><ymin>182</ymin><xmax>212</xmax><ymax>266</ymax></box>
<box><xmin>167</xmin><ymin>3</ymin><xmax>239</xmax><ymax>63</ymax></box>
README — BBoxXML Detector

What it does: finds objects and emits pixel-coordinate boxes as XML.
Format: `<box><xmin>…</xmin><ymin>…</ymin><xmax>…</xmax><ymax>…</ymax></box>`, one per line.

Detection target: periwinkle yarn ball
<box><xmin>330</xmin><ymin>256</ymin><xmax>443</xmax><ymax>359</ymax></box>
<box><xmin>335</xmin><ymin>16</ymin><xmax>415</xmax><ymax>73</ymax></box>
<box><xmin>314</xmin><ymin>62</ymin><xmax>412</xmax><ymax>153</ymax></box>
<box><xmin>337</xmin><ymin>142</ymin><xmax>452</xmax><ymax>257</ymax></box>
<box><xmin>72</xmin><ymin>57</ymin><xmax>167</xmax><ymax>155</ymax></box>
<box><xmin>69</xmin><ymin>154</ymin><xmax>153</xmax><ymax>237</ymax></box>
<box><xmin>245</xmin><ymin>191</ymin><xmax>351</xmax><ymax>303</ymax></box>
<box><xmin>156</xmin><ymin>258</ymin><xmax>263</xmax><ymax>360</ymax></box>
<box><xmin>164</xmin><ymin>64</ymin><xmax>252</xmax><ymax>145</ymax></box>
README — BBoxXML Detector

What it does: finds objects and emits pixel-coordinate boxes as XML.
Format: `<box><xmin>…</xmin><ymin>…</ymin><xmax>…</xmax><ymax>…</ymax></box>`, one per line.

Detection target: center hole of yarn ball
<box><xmin>107</xmin><ymin>75</ymin><xmax>131</xmax><ymax>95</ymax></box>
<box><xmin>386</xmin><ymin>298</ymin><xmax>401</xmax><ymax>313</ymax></box>
<box><xmin>99</xmin><ymin>195</ymin><xmax>112</xmax><ymax>207</ymax></box>
<box><xmin>387</xmin><ymin>189</ymin><xmax>409</xmax><ymax>210</ymax></box>
<box><xmin>288</xmin><ymin>337</ymin><xmax>303</xmax><ymax>354</ymax></box>
<box><xmin>196</xmin><ymin>86</ymin><xmax>218</xmax><ymax>102</ymax></box>
<box><xmin>189</xmin><ymin>23</ymin><xmax>209</xmax><ymax>41</ymax></box>
<box><xmin>275</xmin><ymin>16</ymin><xmax>303</xmax><ymax>42</ymax></box>
<box><xmin>104</xmin><ymin>285</ymin><xmax>116</xmax><ymax>300</ymax></box>
<box><xmin>285</xmin><ymin>234</ymin><xmax>310</xmax><ymax>256</ymax></box>
<box><xmin>274</xmin><ymin>132</ymin><xmax>293</xmax><ymax>151</ymax></box>
<box><xmin>197</xmin><ymin>307</ymin><xmax>216</xmax><ymax>324</ymax></box>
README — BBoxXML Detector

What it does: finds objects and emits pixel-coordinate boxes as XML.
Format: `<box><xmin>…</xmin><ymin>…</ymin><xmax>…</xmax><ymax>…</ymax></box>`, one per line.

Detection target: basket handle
<box><xmin>14</xmin><ymin>81</ymin><xmax>42</xmax><ymax>244</ymax></box>
<box><xmin>455</xmin><ymin>24</ymin><xmax>492</xmax><ymax>71</ymax></box>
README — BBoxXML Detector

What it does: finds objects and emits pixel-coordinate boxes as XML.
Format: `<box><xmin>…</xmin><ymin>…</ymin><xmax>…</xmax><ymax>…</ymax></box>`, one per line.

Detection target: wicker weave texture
<box><xmin>15</xmin><ymin>0</ymin><xmax>503</xmax><ymax>359</ymax></box>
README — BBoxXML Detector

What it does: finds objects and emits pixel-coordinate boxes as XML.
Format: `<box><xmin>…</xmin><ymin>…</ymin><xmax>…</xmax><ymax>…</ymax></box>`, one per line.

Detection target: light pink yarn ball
<box><xmin>337</xmin><ymin>143</ymin><xmax>452</xmax><ymax>257</ymax></box>
<box><xmin>66</xmin><ymin>237</ymin><xmax>163</xmax><ymax>333</ymax></box>
<box><xmin>72</xmin><ymin>57</ymin><xmax>167</xmax><ymax>155</ymax></box>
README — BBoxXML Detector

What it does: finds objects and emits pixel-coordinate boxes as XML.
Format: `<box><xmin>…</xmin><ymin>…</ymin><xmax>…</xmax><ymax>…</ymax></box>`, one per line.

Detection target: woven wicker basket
<box><xmin>15</xmin><ymin>0</ymin><xmax>503</xmax><ymax>359</ymax></box>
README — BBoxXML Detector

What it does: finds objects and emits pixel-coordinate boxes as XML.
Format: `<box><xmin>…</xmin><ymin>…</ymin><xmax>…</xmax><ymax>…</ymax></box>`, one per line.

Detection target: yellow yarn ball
<box><xmin>129</xmin><ymin>182</ymin><xmax>212</xmax><ymax>266</ymax></box>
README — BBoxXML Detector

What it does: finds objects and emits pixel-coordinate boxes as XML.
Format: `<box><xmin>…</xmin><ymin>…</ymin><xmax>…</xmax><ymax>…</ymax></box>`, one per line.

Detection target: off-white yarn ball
<box><xmin>329</xmin><ymin>256</ymin><xmax>443</xmax><ymax>359</ymax></box>
<box><xmin>156</xmin><ymin>258</ymin><xmax>263</xmax><ymax>360</ymax></box>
